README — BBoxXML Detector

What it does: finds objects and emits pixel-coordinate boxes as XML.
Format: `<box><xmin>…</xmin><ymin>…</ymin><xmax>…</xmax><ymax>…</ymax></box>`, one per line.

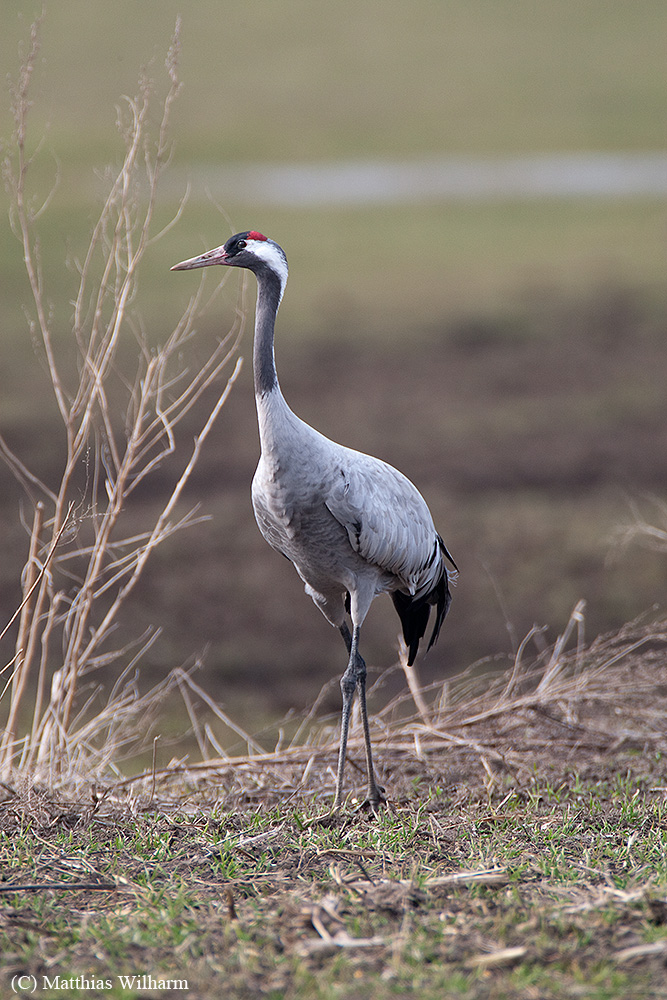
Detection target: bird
<box><xmin>172</xmin><ymin>231</ymin><xmax>457</xmax><ymax>811</ymax></box>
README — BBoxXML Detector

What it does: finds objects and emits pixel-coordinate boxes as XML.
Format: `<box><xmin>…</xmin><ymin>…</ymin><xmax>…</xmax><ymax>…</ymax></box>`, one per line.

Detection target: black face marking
<box><xmin>223</xmin><ymin>230</ymin><xmax>269</xmax><ymax>258</ymax></box>
<box><xmin>223</xmin><ymin>233</ymin><xmax>252</xmax><ymax>257</ymax></box>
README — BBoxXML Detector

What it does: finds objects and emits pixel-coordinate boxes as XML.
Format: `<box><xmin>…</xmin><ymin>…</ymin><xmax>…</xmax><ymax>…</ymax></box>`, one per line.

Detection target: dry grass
<box><xmin>2</xmin><ymin>613</ymin><xmax>667</xmax><ymax>998</ymax></box>
<box><xmin>616</xmin><ymin>496</ymin><xmax>667</xmax><ymax>559</ymax></box>
<box><xmin>0</xmin><ymin>17</ymin><xmax>242</xmax><ymax>786</ymax></box>
<box><xmin>85</xmin><ymin>603</ymin><xmax>667</xmax><ymax>813</ymax></box>
<box><xmin>2</xmin><ymin>599</ymin><xmax>662</xmax><ymax>808</ymax></box>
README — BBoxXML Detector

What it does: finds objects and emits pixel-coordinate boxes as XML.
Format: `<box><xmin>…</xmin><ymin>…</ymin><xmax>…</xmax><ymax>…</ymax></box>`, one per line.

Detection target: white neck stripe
<box><xmin>249</xmin><ymin>240</ymin><xmax>288</xmax><ymax>296</ymax></box>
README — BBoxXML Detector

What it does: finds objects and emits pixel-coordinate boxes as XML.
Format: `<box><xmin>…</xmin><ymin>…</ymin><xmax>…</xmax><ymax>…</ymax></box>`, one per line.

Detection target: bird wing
<box><xmin>324</xmin><ymin>452</ymin><xmax>442</xmax><ymax>596</ymax></box>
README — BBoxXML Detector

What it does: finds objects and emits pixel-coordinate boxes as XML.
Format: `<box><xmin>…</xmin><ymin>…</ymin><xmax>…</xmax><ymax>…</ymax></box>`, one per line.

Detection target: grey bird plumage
<box><xmin>172</xmin><ymin>231</ymin><xmax>457</xmax><ymax>810</ymax></box>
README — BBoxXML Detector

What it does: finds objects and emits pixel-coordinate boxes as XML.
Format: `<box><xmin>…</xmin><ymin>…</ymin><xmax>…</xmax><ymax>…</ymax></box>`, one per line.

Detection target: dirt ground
<box><xmin>2</xmin><ymin>619</ymin><xmax>667</xmax><ymax>998</ymax></box>
<box><xmin>2</xmin><ymin>287</ymin><xmax>666</xmax><ymax>730</ymax></box>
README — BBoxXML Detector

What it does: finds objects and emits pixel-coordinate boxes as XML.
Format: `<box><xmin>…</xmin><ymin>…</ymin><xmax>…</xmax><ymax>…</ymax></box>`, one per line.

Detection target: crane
<box><xmin>172</xmin><ymin>231</ymin><xmax>457</xmax><ymax>811</ymax></box>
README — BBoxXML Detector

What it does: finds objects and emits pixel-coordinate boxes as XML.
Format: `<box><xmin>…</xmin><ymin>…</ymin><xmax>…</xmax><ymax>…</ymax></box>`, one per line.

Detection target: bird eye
<box><xmin>237</xmin><ymin>239</ymin><xmax>247</xmax><ymax>250</ymax></box>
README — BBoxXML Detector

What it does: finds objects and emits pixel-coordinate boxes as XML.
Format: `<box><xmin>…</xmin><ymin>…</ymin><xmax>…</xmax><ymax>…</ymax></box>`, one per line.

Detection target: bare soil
<box><xmin>2</xmin><ymin>620</ymin><xmax>667</xmax><ymax>998</ymax></box>
<box><xmin>1</xmin><ymin>286</ymin><xmax>666</xmax><ymax>729</ymax></box>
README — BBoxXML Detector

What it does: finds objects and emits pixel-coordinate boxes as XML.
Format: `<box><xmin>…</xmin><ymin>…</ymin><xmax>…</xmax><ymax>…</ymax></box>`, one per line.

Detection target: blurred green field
<box><xmin>2</xmin><ymin>0</ymin><xmax>665</xmax><ymax>159</ymax></box>
<box><xmin>1</xmin><ymin>2</ymin><xmax>666</xmax><ymax>727</ymax></box>
<box><xmin>1</xmin><ymin>0</ymin><xmax>665</xmax><ymax>336</ymax></box>
<box><xmin>3</xmin><ymin>196</ymin><xmax>664</xmax><ymax>350</ymax></box>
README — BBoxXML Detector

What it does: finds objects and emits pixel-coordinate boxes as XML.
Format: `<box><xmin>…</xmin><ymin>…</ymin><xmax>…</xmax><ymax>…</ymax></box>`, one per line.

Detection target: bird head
<box><xmin>171</xmin><ymin>231</ymin><xmax>288</xmax><ymax>286</ymax></box>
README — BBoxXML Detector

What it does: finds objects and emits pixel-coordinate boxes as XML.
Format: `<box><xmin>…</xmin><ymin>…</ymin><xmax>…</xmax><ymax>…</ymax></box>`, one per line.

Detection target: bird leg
<box><xmin>334</xmin><ymin>624</ymin><xmax>385</xmax><ymax>811</ymax></box>
<box><xmin>355</xmin><ymin>645</ymin><xmax>386</xmax><ymax>812</ymax></box>
<box><xmin>340</xmin><ymin>622</ymin><xmax>353</xmax><ymax>656</ymax></box>
<box><xmin>333</xmin><ymin>633</ymin><xmax>356</xmax><ymax>811</ymax></box>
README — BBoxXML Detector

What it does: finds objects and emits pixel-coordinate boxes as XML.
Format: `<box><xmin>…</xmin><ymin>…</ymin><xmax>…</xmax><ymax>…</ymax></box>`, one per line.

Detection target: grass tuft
<box><xmin>2</xmin><ymin>611</ymin><xmax>667</xmax><ymax>996</ymax></box>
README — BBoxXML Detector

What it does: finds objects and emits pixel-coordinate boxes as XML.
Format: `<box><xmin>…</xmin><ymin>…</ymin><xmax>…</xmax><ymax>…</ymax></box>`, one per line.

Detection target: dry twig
<box><xmin>0</xmin><ymin>16</ymin><xmax>241</xmax><ymax>787</ymax></box>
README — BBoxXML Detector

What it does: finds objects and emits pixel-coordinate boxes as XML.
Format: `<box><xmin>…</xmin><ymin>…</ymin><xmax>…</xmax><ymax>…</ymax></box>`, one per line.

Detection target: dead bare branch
<box><xmin>0</xmin><ymin>15</ymin><xmax>242</xmax><ymax>786</ymax></box>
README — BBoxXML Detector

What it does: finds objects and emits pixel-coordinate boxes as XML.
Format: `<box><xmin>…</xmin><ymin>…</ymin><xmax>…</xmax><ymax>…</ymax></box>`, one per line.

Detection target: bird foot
<box><xmin>353</xmin><ymin>783</ymin><xmax>387</xmax><ymax>816</ymax></box>
<box><xmin>302</xmin><ymin>785</ymin><xmax>386</xmax><ymax>827</ymax></box>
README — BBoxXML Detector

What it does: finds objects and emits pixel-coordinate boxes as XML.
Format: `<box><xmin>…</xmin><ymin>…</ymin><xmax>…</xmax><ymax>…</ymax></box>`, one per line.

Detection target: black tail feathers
<box><xmin>391</xmin><ymin>571</ymin><xmax>452</xmax><ymax>667</ymax></box>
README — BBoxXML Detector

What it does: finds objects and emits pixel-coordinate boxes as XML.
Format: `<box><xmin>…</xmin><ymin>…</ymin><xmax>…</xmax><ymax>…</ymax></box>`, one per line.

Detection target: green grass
<box><xmin>4</xmin><ymin>630</ymin><xmax>667</xmax><ymax>997</ymax></box>
<box><xmin>3</xmin><ymin>769</ymin><xmax>667</xmax><ymax>999</ymax></box>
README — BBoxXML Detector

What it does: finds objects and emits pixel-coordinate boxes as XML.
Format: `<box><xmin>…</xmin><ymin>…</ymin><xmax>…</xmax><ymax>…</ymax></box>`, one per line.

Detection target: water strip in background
<box><xmin>174</xmin><ymin>153</ymin><xmax>667</xmax><ymax>207</ymax></box>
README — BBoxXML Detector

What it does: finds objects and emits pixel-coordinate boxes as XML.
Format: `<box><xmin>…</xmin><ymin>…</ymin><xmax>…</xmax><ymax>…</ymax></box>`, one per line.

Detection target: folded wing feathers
<box><xmin>326</xmin><ymin>456</ymin><xmax>451</xmax><ymax>598</ymax></box>
<box><xmin>323</xmin><ymin>454</ymin><xmax>457</xmax><ymax>664</ymax></box>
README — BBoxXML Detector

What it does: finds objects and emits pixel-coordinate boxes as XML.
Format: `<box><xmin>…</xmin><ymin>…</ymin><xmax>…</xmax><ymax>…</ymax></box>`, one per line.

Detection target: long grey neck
<box><xmin>253</xmin><ymin>266</ymin><xmax>283</xmax><ymax>398</ymax></box>
<box><xmin>252</xmin><ymin>264</ymin><xmax>313</xmax><ymax>461</ymax></box>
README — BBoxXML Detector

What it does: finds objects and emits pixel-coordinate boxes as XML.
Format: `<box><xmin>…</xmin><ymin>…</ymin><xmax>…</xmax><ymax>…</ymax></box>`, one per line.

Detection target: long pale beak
<box><xmin>171</xmin><ymin>245</ymin><xmax>229</xmax><ymax>271</ymax></box>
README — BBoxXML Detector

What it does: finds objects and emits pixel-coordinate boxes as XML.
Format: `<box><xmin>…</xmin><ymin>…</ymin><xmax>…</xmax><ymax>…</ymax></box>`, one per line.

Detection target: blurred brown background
<box><xmin>1</xmin><ymin>1</ymin><xmax>665</xmax><ymax>729</ymax></box>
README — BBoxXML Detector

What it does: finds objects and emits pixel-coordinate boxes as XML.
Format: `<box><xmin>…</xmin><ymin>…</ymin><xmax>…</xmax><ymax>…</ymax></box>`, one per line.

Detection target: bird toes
<box><xmin>354</xmin><ymin>783</ymin><xmax>387</xmax><ymax>816</ymax></box>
